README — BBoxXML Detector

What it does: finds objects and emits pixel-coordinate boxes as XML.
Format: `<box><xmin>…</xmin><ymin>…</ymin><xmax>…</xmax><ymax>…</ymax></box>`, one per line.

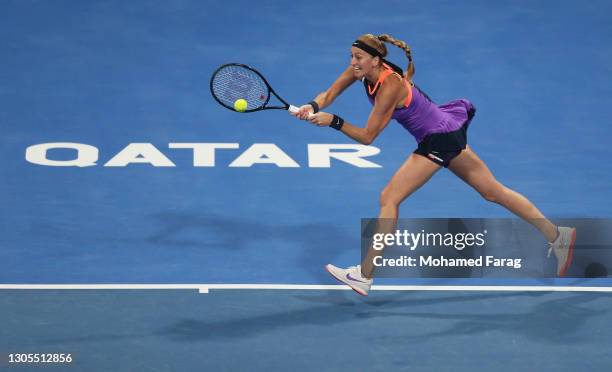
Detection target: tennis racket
<box><xmin>210</xmin><ymin>63</ymin><xmax>301</xmax><ymax>114</ymax></box>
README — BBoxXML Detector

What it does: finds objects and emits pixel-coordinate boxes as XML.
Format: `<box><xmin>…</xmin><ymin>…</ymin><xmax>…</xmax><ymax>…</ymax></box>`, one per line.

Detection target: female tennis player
<box><xmin>291</xmin><ymin>34</ymin><xmax>576</xmax><ymax>296</ymax></box>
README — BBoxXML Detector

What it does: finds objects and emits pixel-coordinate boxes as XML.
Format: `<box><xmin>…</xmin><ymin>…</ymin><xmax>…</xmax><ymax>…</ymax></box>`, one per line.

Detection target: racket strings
<box><xmin>211</xmin><ymin>65</ymin><xmax>269</xmax><ymax>110</ymax></box>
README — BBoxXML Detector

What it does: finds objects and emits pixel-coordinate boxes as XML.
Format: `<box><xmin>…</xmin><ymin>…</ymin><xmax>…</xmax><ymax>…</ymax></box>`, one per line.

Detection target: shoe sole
<box><xmin>325</xmin><ymin>264</ymin><xmax>369</xmax><ymax>296</ymax></box>
<box><xmin>558</xmin><ymin>228</ymin><xmax>577</xmax><ymax>277</ymax></box>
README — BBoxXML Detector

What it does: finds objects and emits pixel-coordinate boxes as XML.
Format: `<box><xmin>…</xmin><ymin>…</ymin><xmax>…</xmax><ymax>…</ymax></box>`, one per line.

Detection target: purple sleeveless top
<box><xmin>366</xmin><ymin>80</ymin><xmax>474</xmax><ymax>143</ymax></box>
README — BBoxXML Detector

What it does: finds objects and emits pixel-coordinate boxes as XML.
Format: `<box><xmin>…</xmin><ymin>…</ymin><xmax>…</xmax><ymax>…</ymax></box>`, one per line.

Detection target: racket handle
<box><xmin>289</xmin><ymin>104</ymin><xmax>314</xmax><ymax>119</ymax></box>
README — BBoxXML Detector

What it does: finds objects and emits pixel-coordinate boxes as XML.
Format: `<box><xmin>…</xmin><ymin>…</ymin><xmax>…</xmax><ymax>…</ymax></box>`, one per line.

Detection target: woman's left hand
<box><xmin>308</xmin><ymin>112</ymin><xmax>333</xmax><ymax>127</ymax></box>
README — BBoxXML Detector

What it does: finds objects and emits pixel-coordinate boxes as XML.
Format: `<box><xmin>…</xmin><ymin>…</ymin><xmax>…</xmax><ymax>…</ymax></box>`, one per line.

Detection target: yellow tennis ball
<box><xmin>234</xmin><ymin>98</ymin><xmax>248</xmax><ymax>112</ymax></box>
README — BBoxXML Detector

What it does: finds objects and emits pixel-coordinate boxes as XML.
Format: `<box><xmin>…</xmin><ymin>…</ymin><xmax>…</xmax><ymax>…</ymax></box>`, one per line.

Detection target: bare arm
<box><xmin>293</xmin><ymin>66</ymin><xmax>356</xmax><ymax>119</ymax></box>
<box><xmin>308</xmin><ymin>76</ymin><xmax>404</xmax><ymax>145</ymax></box>
<box><xmin>312</xmin><ymin>65</ymin><xmax>357</xmax><ymax>109</ymax></box>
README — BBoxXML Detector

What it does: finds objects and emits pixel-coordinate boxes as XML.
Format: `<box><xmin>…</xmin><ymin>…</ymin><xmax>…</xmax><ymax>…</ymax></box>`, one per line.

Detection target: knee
<box><xmin>379</xmin><ymin>187</ymin><xmax>400</xmax><ymax>208</ymax></box>
<box><xmin>479</xmin><ymin>182</ymin><xmax>505</xmax><ymax>203</ymax></box>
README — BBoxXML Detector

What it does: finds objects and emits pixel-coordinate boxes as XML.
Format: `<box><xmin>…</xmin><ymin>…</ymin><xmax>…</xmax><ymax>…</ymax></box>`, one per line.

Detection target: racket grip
<box><xmin>289</xmin><ymin>104</ymin><xmax>314</xmax><ymax>119</ymax></box>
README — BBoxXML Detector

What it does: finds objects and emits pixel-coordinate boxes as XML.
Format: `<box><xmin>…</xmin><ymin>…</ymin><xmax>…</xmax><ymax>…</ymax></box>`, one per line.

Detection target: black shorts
<box><xmin>414</xmin><ymin>106</ymin><xmax>476</xmax><ymax>168</ymax></box>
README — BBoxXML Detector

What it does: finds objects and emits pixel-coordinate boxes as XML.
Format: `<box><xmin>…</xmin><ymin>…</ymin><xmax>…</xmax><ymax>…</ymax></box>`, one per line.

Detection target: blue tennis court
<box><xmin>1</xmin><ymin>0</ymin><xmax>612</xmax><ymax>370</ymax></box>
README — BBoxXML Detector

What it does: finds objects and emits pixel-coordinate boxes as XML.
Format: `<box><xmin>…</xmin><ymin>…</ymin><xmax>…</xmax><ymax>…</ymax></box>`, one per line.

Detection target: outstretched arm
<box><xmin>292</xmin><ymin>65</ymin><xmax>357</xmax><ymax>119</ymax></box>
<box><xmin>308</xmin><ymin>77</ymin><xmax>401</xmax><ymax>145</ymax></box>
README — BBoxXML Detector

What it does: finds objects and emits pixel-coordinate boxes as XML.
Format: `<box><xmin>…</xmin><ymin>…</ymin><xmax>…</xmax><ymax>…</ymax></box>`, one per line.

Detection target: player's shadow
<box><xmin>157</xmin><ymin>291</ymin><xmax>609</xmax><ymax>344</ymax></box>
<box><xmin>146</xmin><ymin>211</ymin><xmax>359</xmax><ymax>280</ymax></box>
<box><xmin>362</xmin><ymin>292</ymin><xmax>609</xmax><ymax>344</ymax></box>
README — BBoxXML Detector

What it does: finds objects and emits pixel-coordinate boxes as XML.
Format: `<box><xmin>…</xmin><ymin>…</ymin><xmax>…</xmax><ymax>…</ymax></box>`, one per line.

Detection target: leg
<box><xmin>448</xmin><ymin>146</ymin><xmax>558</xmax><ymax>242</ymax></box>
<box><xmin>361</xmin><ymin>153</ymin><xmax>441</xmax><ymax>278</ymax></box>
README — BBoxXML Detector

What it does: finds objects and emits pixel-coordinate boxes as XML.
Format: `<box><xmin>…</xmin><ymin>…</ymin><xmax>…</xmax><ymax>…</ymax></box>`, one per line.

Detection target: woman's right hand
<box><xmin>291</xmin><ymin>104</ymin><xmax>315</xmax><ymax>120</ymax></box>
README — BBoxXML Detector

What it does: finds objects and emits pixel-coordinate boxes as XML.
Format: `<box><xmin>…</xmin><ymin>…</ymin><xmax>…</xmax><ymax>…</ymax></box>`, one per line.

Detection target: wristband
<box><xmin>308</xmin><ymin>101</ymin><xmax>320</xmax><ymax>113</ymax></box>
<box><xmin>329</xmin><ymin>115</ymin><xmax>344</xmax><ymax>130</ymax></box>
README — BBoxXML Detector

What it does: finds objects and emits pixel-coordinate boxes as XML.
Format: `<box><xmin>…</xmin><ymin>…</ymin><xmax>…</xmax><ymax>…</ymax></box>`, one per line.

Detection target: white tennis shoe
<box><xmin>547</xmin><ymin>227</ymin><xmax>577</xmax><ymax>277</ymax></box>
<box><xmin>325</xmin><ymin>264</ymin><xmax>372</xmax><ymax>296</ymax></box>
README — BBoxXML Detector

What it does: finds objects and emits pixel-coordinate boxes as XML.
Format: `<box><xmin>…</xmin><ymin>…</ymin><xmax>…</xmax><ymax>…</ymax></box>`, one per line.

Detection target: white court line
<box><xmin>197</xmin><ymin>284</ymin><xmax>612</xmax><ymax>294</ymax></box>
<box><xmin>1</xmin><ymin>284</ymin><xmax>612</xmax><ymax>294</ymax></box>
<box><xmin>0</xmin><ymin>284</ymin><xmax>202</xmax><ymax>290</ymax></box>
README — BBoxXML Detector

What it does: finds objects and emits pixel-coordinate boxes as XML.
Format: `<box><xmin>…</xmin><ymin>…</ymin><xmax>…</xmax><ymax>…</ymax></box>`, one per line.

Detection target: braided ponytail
<box><xmin>377</xmin><ymin>34</ymin><xmax>415</xmax><ymax>81</ymax></box>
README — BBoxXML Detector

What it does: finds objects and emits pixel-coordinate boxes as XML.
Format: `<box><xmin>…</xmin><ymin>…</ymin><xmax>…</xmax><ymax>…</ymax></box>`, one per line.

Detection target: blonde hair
<box><xmin>356</xmin><ymin>33</ymin><xmax>415</xmax><ymax>81</ymax></box>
